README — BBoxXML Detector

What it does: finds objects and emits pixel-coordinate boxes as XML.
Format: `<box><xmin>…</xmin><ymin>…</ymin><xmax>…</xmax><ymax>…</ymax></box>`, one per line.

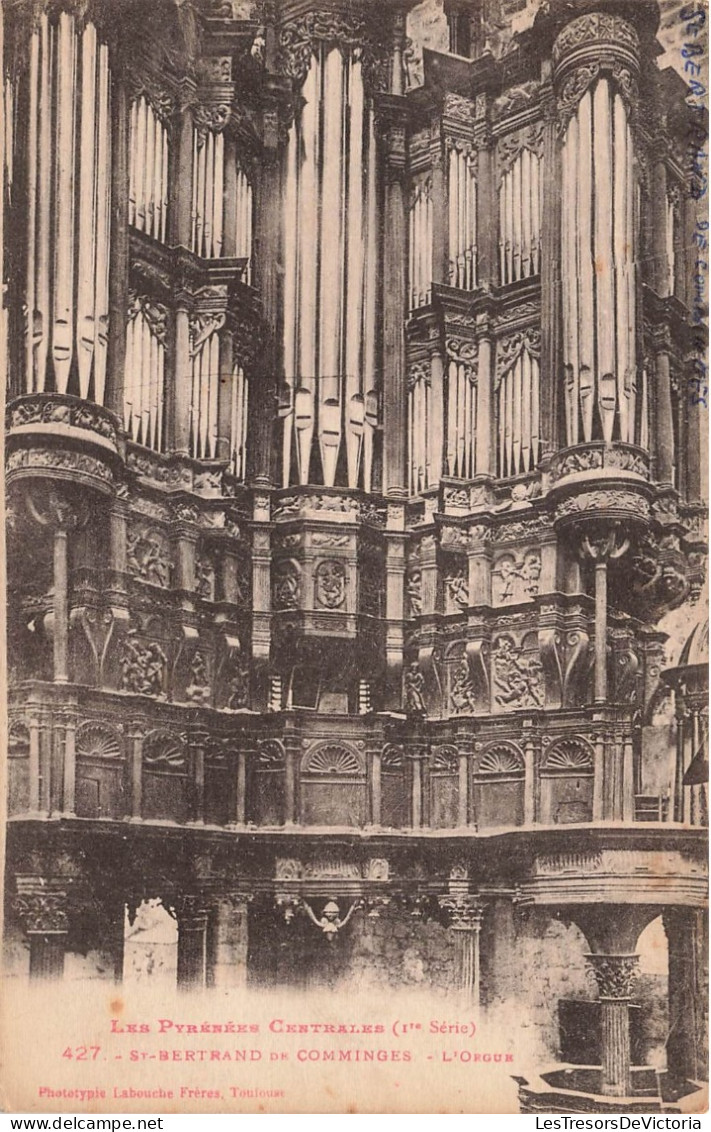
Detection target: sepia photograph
<box><xmin>0</xmin><ymin>0</ymin><xmax>708</xmax><ymax>1116</ymax></box>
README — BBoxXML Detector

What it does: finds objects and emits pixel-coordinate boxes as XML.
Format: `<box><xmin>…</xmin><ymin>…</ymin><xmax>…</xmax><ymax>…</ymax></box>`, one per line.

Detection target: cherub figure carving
<box><xmin>302</xmin><ymin>900</ymin><xmax>359</xmax><ymax>941</ymax></box>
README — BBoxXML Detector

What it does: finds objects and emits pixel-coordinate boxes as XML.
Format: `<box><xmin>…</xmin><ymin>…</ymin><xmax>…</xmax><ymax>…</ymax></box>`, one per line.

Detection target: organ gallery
<box><xmin>1</xmin><ymin>0</ymin><xmax>708</xmax><ymax>1111</ymax></box>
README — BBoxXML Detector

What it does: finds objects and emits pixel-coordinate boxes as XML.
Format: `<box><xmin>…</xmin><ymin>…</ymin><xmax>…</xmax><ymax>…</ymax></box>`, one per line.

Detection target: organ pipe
<box><xmin>561</xmin><ymin>79</ymin><xmax>640</xmax><ymax>447</ymax></box>
<box><xmin>281</xmin><ymin>46</ymin><xmax>379</xmax><ymax>489</ymax></box>
<box><xmin>129</xmin><ymin>96</ymin><xmax>169</xmax><ymax>243</ymax></box>
<box><xmin>497</xmin><ymin>351</ymin><xmax>540</xmax><ymax>478</ymax></box>
<box><xmin>124</xmin><ymin>303</ymin><xmax>166</xmax><ymax>452</ymax></box>
<box><xmin>498</xmin><ymin>148</ymin><xmax>541</xmax><ymax>286</ymax></box>
<box><xmin>24</xmin><ymin>14</ymin><xmax>111</xmax><ymax>401</ymax></box>
<box><xmin>448</xmin><ymin>148</ymin><xmax>477</xmax><ymax>290</ymax></box>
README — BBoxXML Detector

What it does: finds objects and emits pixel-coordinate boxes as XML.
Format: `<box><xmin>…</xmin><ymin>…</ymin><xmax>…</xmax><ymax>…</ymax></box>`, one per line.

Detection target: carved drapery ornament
<box><xmin>495</xmin><ymin>328</ymin><xmax>540</xmax><ymax>389</ymax></box>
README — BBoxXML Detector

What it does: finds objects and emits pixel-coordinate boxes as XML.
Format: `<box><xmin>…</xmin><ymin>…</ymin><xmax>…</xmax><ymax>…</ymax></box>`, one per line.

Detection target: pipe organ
<box><xmin>229</xmin><ymin>363</ymin><xmax>249</xmax><ymax>479</ymax></box>
<box><xmin>408</xmin><ymin>360</ymin><xmax>443</xmax><ymax>494</ymax></box>
<box><xmin>497</xmin><ymin>342</ymin><xmax>540</xmax><ymax>478</ymax></box>
<box><xmin>128</xmin><ymin>95</ymin><xmax>169</xmax><ymax>243</ymax></box>
<box><xmin>191</xmin><ymin>126</ymin><xmax>224</xmax><ymax>259</ymax></box>
<box><xmin>281</xmin><ymin>45</ymin><xmax>379</xmax><ymax>490</ymax></box>
<box><xmin>408</xmin><ymin>174</ymin><xmax>433</xmax><ymax>308</ymax></box>
<box><xmin>498</xmin><ymin>147</ymin><xmax>541</xmax><ymax>285</ymax></box>
<box><xmin>23</xmin><ymin>13</ymin><xmax>111</xmax><ymax>401</ymax></box>
<box><xmin>560</xmin><ymin>77</ymin><xmax>642</xmax><ymax>447</ymax></box>
<box><xmin>189</xmin><ymin>313</ymin><xmax>224</xmax><ymax>460</ymax></box>
<box><xmin>124</xmin><ymin>295</ymin><xmax>167</xmax><ymax>451</ymax></box>
<box><xmin>448</xmin><ymin>146</ymin><xmax>477</xmax><ymax>290</ymax></box>
<box><xmin>234</xmin><ymin>166</ymin><xmax>253</xmax><ymax>283</ymax></box>
<box><xmin>446</xmin><ymin>349</ymin><xmax>478</xmax><ymax>479</ymax></box>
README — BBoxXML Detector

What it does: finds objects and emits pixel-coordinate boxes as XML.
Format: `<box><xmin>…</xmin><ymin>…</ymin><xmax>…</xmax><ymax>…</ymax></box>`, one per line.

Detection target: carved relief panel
<box><xmin>492</xmin><ymin>549</ymin><xmax>541</xmax><ymax>606</ymax></box>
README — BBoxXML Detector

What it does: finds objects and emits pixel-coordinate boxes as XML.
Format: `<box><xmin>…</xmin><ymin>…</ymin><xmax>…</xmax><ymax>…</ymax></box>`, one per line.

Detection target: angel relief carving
<box><xmin>493</xmin><ymin>551</ymin><xmax>541</xmax><ymax>605</ymax></box>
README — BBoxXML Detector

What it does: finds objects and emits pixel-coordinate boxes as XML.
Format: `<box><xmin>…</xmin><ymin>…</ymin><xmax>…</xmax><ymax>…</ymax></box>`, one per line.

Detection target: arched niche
<box><xmin>142</xmin><ymin>731</ymin><xmax>189</xmax><ymax>823</ymax></box>
<box><xmin>429</xmin><ymin>744</ymin><xmax>460</xmax><ymax>828</ymax></box>
<box><xmin>248</xmin><ymin>740</ymin><xmax>286</xmax><ymax>826</ymax></box>
<box><xmin>539</xmin><ymin>737</ymin><xmax>594</xmax><ymax>824</ymax></box>
<box><xmin>75</xmin><ymin>722</ymin><xmax>125</xmax><ymax>819</ymax></box>
<box><xmin>300</xmin><ymin>741</ymin><xmax>366</xmax><ymax>827</ymax></box>
<box><xmin>473</xmin><ymin>743</ymin><xmax>525</xmax><ymax>829</ymax></box>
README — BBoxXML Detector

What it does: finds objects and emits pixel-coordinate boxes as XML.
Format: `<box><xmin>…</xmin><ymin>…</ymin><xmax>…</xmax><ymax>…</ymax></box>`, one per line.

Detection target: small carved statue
<box><xmin>302</xmin><ymin>899</ymin><xmax>359</xmax><ymax>941</ymax></box>
<box><xmin>403</xmin><ymin>662</ymin><xmax>426</xmax><ymax>715</ymax></box>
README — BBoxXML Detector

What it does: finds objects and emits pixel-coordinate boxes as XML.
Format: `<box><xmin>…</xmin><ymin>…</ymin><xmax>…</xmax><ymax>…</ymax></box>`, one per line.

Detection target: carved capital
<box><xmin>587</xmin><ymin>953</ymin><xmax>639</xmax><ymax>1000</ymax></box>
<box><xmin>14</xmin><ymin>879</ymin><xmax>69</xmax><ymax>934</ymax></box>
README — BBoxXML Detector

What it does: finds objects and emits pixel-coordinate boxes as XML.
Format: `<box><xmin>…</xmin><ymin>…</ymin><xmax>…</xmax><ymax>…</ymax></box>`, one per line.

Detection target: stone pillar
<box><xmin>457</xmin><ymin>748</ymin><xmax>469</xmax><ymax>828</ymax></box>
<box><xmin>251</xmin><ymin>494</ymin><xmax>272</xmax><ymax>710</ymax></box>
<box><xmin>14</xmin><ymin>878</ymin><xmax>69</xmax><ymax>982</ymax></box>
<box><xmin>128</xmin><ymin>726</ymin><xmax>143</xmax><ymax>821</ymax></box>
<box><xmin>622</xmin><ymin>732</ymin><xmax>635</xmax><ymax>822</ymax></box>
<box><xmin>523</xmin><ymin>736</ymin><xmax>535</xmax><ymax>826</ymax></box>
<box><xmin>384</xmin><ymin>503</ymin><xmax>406</xmax><ymax>709</ymax></box>
<box><xmin>409</xmin><ymin>748</ymin><xmax>425</xmax><ymax>829</ymax></box>
<box><xmin>439</xmin><ymin>893</ymin><xmax>484</xmax><ymax>1010</ymax></box>
<box><xmin>663</xmin><ymin>907</ymin><xmax>706</xmax><ymax>1083</ymax></box>
<box><xmin>61</xmin><ymin>717</ymin><xmax>76</xmax><ymax>816</ymax></box>
<box><xmin>173</xmin><ymin>91</ymin><xmax>195</xmax><ymax>247</ymax></box>
<box><xmin>593</xmin><ymin>732</ymin><xmax>605</xmax><ymax>821</ymax></box>
<box><xmin>654</xmin><ymin>336</ymin><xmax>675</xmax><ymax>486</ymax></box>
<box><xmin>474</xmin><ymin>316</ymin><xmax>494</xmax><ymax>477</ymax></box>
<box><xmin>370</xmin><ymin>747</ymin><xmax>382</xmax><ymax>827</ymax></box>
<box><xmin>28</xmin><ymin>713</ymin><xmax>41</xmax><ymax>814</ymax></box>
<box><xmin>107</xmin><ymin>77</ymin><xmax>130</xmax><ymax>416</ymax></box>
<box><xmin>582</xmin><ymin>530</ymin><xmax>629</xmax><ymax>706</ymax></box>
<box><xmin>171</xmin><ymin>300</ymin><xmax>193</xmax><ymax>457</ymax></box>
<box><xmin>190</xmin><ymin>731</ymin><xmax>206</xmax><ymax>825</ymax></box>
<box><xmin>586</xmin><ymin>953</ymin><xmax>640</xmax><ymax>1098</ymax></box>
<box><xmin>174</xmin><ymin>896</ymin><xmax>208</xmax><ymax>992</ymax></box>
<box><xmin>235</xmin><ymin>746</ymin><xmax>247</xmax><ymax>826</ymax></box>
<box><xmin>208</xmin><ymin>895</ymin><xmax>249</xmax><ymax>989</ymax></box>
<box><xmin>379</xmin><ymin>102</ymin><xmax>409</xmax><ymax>498</ymax></box>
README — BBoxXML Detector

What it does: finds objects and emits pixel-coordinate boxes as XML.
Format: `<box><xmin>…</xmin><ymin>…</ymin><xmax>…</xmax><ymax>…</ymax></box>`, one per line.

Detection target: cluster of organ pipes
<box><xmin>124</xmin><ymin>302</ymin><xmax>166</xmax><ymax>451</ymax></box>
<box><xmin>281</xmin><ymin>45</ymin><xmax>379</xmax><ymax>490</ymax></box>
<box><xmin>408</xmin><ymin>363</ymin><xmax>443</xmax><ymax>494</ymax></box>
<box><xmin>128</xmin><ymin>96</ymin><xmax>169</xmax><ymax>243</ymax></box>
<box><xmin>664</xmin><ymin>196</ymin><xmax>676</xmax><ymax>298</ymax></box>
<box><xmin>408</xmin><ymin>177</ymin><xmax>433</xmax><ymax>309</ymax></box>
<box><xmin>448</xmin><ymin>147</ymin><xmax>478</xmax><ymax>291</ymax></box>
<box><xmin>234</xmin><ymin>166</ymin><xmax>253</xmax><ymax>283</ymax></box>
<box><xmin>561</xmin><ymin>79</ymin><xmax>643</xmax><ymax>446</ymax></box>
<box><xmin>229</xmin><ymin>364</ymin><xmax>249</xmax><ymax>479</ymax></box>
<box><xmin>24</xmin><ymin>13</ymin><xmax>111</xmax><ymax>402</ymax></box>
<box><xmin>446</xmin><ymin>359</ymin><xmax>477</xmax><ymax>479</ymax></box>
<box><xmin>497</xmin><ymin>349</ymin><xmax>541</xmax><ymax>477</ymax></box>
<box><xmin>191</xmin><ymin>127</ymin><xmax>224</xmax><ymax>258</ymax></box>
<box><xmin>498</xmin><ymin>148</ymin><xmax>541</xmax><ymax>285</ymax></box>
<box><xmin>189</xmin><ymin>317</ymin><xmax>223</xmax><ymax>460</ymax></box>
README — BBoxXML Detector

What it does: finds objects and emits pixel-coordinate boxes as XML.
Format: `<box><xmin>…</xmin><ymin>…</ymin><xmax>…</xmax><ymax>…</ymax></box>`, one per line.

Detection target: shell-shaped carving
<box><xmin>258</xmin><ymin>740</ymin><xmax>286</xmax><ymax>768</ymax></box>
<box><xmin>382</xmin><ymin>743</ymin><xmax>404</xmax><ymax>770</ymax></box>
<box><xmin>76</xmin><ymin>723</ymin><xmax>121</xmax><ymax>760</ymax></box>
<box><xmin>477</xmin><ymin>745</ymin><xmax>524</xmax><ymax>775</ymax></box>
<box><xmin>432</xmin><ymin>744</ymin><xmax>459</xmax><ymax>772</ymax></box>
<box><xmin>304</xmin><ymin>744</ymin><xmax>362</xmax><ymax>776</ymax></box>
<box><xmin>143</xmin><ymin>732</ymin><xmax>186</xmax><ymax>769</ymax></box>
<box><xmin>542</xmin><ymin>738</ymin><xmax>594</xmax><ymax>771</ymax></box>
<box><xmin>8</xmin><ymin>722</ymin><xmax>30</xmax><ymax>757</ymax></box>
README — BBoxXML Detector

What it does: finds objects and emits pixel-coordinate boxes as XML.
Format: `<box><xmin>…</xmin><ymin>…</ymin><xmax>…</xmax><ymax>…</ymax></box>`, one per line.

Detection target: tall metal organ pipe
<box><xmin>23</xmin><ymin>14</ymin><xmax>111</xmax><ymax>401</ymax></box>
<box><xmin>560</xmin><ymin>79</ymin><xmax>644</xmax><ymax>446</ymax></box>
<box><xmin>129</xmin><ymin>96</ymin><xmax>168</xmax><ymax>243</ymax></box>
<box><xmin>281</xmin><ymin>45</ymin><xmax>379</xmax><ymax>489</ymax></box>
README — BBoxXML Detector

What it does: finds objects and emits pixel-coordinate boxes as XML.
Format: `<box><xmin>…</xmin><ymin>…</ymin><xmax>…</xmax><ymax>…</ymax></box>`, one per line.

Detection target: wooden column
<box><xmin>654</xmin><ymin>337</ymin><xmax>675</xmax><ymax>486</ymax></box>
<box><xmin>61</xmin><ymin>718</ymin><xmax>76</xmax><ymax>816</ymax></box>
<box><xmin>474</xmin><ymin>315</ymin><xmax>494</xmax><ymax>477</ymax></box>
<box><xmin>128</xmin><ymin>726</ymin><xmax>143</xmax><ymax>821</ymax></box>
